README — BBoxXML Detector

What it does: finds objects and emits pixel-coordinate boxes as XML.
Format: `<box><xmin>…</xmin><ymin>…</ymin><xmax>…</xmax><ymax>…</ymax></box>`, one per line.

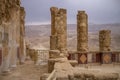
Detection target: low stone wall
<box><xmin>43</xmin><ymin>57</ymin><xmax>119</xmax><ymax>80</ymax></box>
<box><xmin>73</xmin><ymin>68</ymin><xmax>118</xmax><ymax>80</ymax></box>
<box><xmin>68</xmin><ymin>51</ymin><xmax>120</xmax><ymax>64</ymax></box>
<box><xmin>27</xmin><ymin>48</ymin><xmax>49</xmax><ymax>64</ymax></box>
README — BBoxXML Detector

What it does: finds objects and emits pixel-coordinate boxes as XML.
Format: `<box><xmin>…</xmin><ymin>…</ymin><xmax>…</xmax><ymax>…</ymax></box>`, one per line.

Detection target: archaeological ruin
<box><xmin>0</xmin><ymin>0</ymin><xmax>120</xmax><ymax>80</ymax></box>
<box><xmin>40</xmin><ymin>7</ymin><xmax>120</xmax><ymax>80</ymax></box>
<box><xmin>0</xmin><ymin>0</ymin><xmax>26</xmax><ymax>74</ymax></box>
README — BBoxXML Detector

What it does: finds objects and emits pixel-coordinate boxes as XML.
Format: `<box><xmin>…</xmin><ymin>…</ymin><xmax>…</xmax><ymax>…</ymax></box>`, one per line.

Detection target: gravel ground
<box><xmin>0</xmin><ymin>60</ymin><xmax>48</xmax><ymax>80</ymax></box>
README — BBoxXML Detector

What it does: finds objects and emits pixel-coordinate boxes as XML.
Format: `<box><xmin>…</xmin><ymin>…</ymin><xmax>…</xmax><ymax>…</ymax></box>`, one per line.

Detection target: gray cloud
<box><xmin>21</xmin><ymin>0</ymin><xmax>120</xmax><ymax>24</ymax></box>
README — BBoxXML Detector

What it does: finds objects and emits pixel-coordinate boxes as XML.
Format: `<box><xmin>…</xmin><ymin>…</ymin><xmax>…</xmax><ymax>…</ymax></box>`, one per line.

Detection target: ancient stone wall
<box><xmin>77</xmin><ymin>11</ymin><xmax>88</xmax><ymax>52</ymax></box>
<box><xmin>99</xmin><ymin>30</ymin><xmax>111</xmax><ymax>52</ymax></box>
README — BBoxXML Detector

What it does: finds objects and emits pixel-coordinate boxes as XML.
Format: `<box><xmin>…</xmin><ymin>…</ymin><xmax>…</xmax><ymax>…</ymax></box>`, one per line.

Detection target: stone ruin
<box><xmin>0</xmin><ymin>0</ymin><xmax>26</xmax><ymax>74</ymax></box>
<box><xmin>0</xmin><ymin>1</ymin><xmax>119</xmax><ymax>79</ymax></box>
<box><xmin>99</xmin><ymin>30</ymin><xmax>111</xmax><ymax>52</ymax></box>
<box><xmin>77</xmin><ymin>11</ymin><xmax>88</xmax><ymax>52</ymax></box>
<box><xmin>50</xmin><ymin>7</ymin><xmax>67</xmax><ymax>58</ymax></box>
<box><xmin>40</xmin><ymin>7</ymin><xmax>119</xmax><ymax>80</ymax></box>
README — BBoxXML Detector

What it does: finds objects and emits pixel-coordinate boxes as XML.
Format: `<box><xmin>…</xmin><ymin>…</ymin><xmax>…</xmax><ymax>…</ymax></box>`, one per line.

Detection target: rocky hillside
<box><xmin>25</xmin><ymin>23</ymin><xmax>120</xmax><ymax>51</ymax></box>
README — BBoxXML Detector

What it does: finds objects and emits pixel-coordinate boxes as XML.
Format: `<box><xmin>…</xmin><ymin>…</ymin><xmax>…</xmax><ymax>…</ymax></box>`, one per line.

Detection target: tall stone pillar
<box><xmin>2</xmin><ymin>23</ymin><xmax>10</xmax><ymax>72</ymax></box>
<box><xmin>50</xmin><ymin>7</ymin><xmax>58</xmax><ymax>35</ymax></box>
<box><xmin>99</xmin><ymin>30</ymin><xmax>111</xmax><ymax>64</ymax></box>
<box><xmin>50</xmin><ymin>7</ymin><xmax>67</xmax><ymax>58</ymax></box>
<box><xmin>56</xmin><ymin>9</ymin><xmax>67</xmax><ymax>52</ymax></box>
<box><xmin>99</xmin><ymin>30</ymin><xmax>111</xmax><ymax>52</ymax></box>
<box><xmin>77</xmin><ymin>11</ymin><xmax>88</xmax><ymax>52</ymax></box>
<box><xmin>19</xmin><ymin>7</ymin><xmax>26</xmax><ymax>64</ymax></box>
<box><xmin>9</xmin><ymin>0</ymin><xmax>21</xmax><ymax>68</ymax></box>
<box><xmin>50</xmin><ymin>7</ymin><xmax>58</xmax><ymax>50</ymax></box>
<box><xmin>77</xmin><ymin>11</ymin><xmax>88</xmax><ymax>64</ymax></box>
<box><xmin>1</xmin><ymin>0</ymin><xmax>22</xmax><ymax>72</ymax></box>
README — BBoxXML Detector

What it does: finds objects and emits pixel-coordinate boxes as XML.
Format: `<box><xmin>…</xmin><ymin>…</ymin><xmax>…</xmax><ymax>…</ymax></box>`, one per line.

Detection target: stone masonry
<box><xmin>50</xmin><ymin>7</ymin><xmax>58</xmax><ymax>50</ymax></box>
<box><xmin>19</xmin><ymin>7</ymin><xmax>26</xmax><ymax>64</ymax></box>
<box><xmin>77</xmin><ymin>11</ymin><xmax>88</xmax><ymax>52</ymax></box>
<box><xmin>50</xmin><ymin>7</ymin><xmax>67</xmax><ymax>58</ymax></box>
<box><xmin>99</xmin><ymin>30</ymin><xmax>111</xmax><ymax>52</ymax></box>
<box><xmin>0</xmin><ymin>0</ymin><xmax>26</xmax><ymax>73</ymax></box>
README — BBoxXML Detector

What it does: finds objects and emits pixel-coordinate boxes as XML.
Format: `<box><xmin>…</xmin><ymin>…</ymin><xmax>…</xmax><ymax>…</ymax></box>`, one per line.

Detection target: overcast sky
<box><xmin>21</xmin><ymin>0</ymin><xmax>120</xmax><ymax>25</ymax></box>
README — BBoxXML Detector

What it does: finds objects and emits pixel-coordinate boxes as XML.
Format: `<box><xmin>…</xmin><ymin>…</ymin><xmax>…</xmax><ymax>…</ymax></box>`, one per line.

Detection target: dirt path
<box><xmin>0</xmin><ymin>60</ymin><xmax>48</xmax><ymax>80</ymax></box>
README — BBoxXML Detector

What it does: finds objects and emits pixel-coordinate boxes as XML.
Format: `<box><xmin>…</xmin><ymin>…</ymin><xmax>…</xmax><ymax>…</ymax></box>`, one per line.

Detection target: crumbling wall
<box><xmin>77</xmin><ymin>11</ymin><xmax>88</xmax><ymax>52</ymax></box>
<box><xmin>99</xmin><ymin>30</ymin><xmax>111</xmax><ymax>51</ymax></box>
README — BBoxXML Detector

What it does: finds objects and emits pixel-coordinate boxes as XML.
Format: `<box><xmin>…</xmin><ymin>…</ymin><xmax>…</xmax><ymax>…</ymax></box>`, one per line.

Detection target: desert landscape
<box><xmin>0</xmin><ymin>0</ymin><xmax>120</xmax><ymax>80</ymax></box>
<box><xmin>25</xmin><ymin>23</ymin><xmax>120</xmax><ymax>51</ymax></box>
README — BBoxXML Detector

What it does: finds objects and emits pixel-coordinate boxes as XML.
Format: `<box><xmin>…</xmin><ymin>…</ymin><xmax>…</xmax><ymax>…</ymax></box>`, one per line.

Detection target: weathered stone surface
<box><xmin>50</xmin><ymin>7</ymin><xmax>58</xmax><ymax>35</ymax></box>
<box><xmin>49</xmin><ymin>50</ymin><xmax>60</xmax><ymax>59</ymax></box>
<box><xmin>73</xmin><ymin>68</ymin><xmax>118</xmax><ymax>80</ymax></box>
<box><xmin>77</xmin><ymin>11</ymin><xmax>88</xmax><ymax>52</ymax></box>
<box><xmin>40</xmin><ymin>73</ymin><xmax>50</xmax><ymax>80</ymax></box>
<box><xmin>0</xmin><ymin>0</ymin><xmax>25</xmax><ymax>73</ymax></box>
<box><xmin>54</xmin><ymin>58</ymin><xmax>74</xmax><ymax>80</ymax></box>
<box><xmin>19</xmin><ymin>7</ymin><xmax>26</xmax><ymax>64</ymax></box>
<box><xmin>50</xmin><ymin>35</ymin><xmax>58</xmax><ymax>50</ymax></box>
<box><xmin>69</xmin><ymin>60</ymin><xmax>77</xmax><ymax>67</ymax></box>
<box><xmin>47</xmin><ymin>57</ymin><xmax>119</xmax><ymax>80</ymax></box>
<box><xmin>50</xmin><ymin>7</ymin><xmax>67</xmax><ymax>55</ymax></box>
<box><xmin>99</xmin><ymin>30</ymin><xmax>111</xmax><ymax>52</ymax></box>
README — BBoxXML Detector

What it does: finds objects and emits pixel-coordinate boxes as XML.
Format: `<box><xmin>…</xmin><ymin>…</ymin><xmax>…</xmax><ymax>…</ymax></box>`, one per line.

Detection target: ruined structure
<box><xmin>77</xmin><ymin>11</ymin><xmax>88</xmax><ymax>64</ymax></box>
<box><xmin>19</xmin><ymin>7</ymin><xmax>26</xmax><ymax>64</ymax></box>
<box><xmin>0</xmin><ymin>0</ymin><xmax>26</xmax><ymax>73</ymax></box>
<box><xmin>77</xmin><ymin>11</ymin><xmax>88</xmax><ymax>52</ymax></box>
<box><xmin>99</xmin><ymin>30</ymin><xmax>111</xmax><ymax>52</ymax></box>
<box><xmin>99</xmin><ymin>30</ymin><xmax>112</xmax><ymax>64</ymax></box>
<box><xmin>50</xmin><ymin>7</ymin><xmax>67</xmax><ymax>57</ymax></box>
<box><xmin>45</xmin><ymin>7</ymin><xmax>120</xmax><ymax>80</ymax></box>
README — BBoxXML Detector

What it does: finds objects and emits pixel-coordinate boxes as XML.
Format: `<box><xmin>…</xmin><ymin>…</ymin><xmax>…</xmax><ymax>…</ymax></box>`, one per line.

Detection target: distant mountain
<box><xmin>25</xmin><ymin>23</ymin><xmax>120</xmax><ymax>51</ymax></box>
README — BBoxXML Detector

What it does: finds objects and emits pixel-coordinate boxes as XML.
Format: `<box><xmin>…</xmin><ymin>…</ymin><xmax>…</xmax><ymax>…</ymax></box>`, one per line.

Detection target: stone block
<box><xmin>99</xmin><ymin>30</ymin><xmax>111</xmax><ymax>52</ymax></box>
<box><xmin>40</xmin><ymin>73</ymin><xmax>50</xmax><ymax>80</ymax></box>
<box><xmin>69</xmin><ymin>60</ymin><xmax>78</xmax><ymax>67</ymax></box>
<box><xmin>102</xmin><ymin>52</ymin><xmax>112</xmax><ymax>64</ymax></box>
<box><xmin>78</xmin><ymin>53</ymin><xmax>87</xmax><ymax>64</ymax></box>
<box><xmin>49</xmin><ymin>50</ymin><xmax>60</xmax><ymax>59</ymax></box>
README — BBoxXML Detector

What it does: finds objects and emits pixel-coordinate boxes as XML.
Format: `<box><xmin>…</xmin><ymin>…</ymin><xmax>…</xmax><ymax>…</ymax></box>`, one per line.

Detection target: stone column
<box><xmin>50</xmin><ymin>7</ymin><xmax>58</xmax><ymax>35</ymax></box>
<box><xmin>99</xmin><ymin>30</ymin><xmax>111</xmax><ymax>64</ymax></box>
<box><xmin>2</xmin><ymin>23</ymin><xmax>10</xmax><ymax>72</ymax></box>
<box><xmin>19</xmin><ymin>7</ymin><xmax>26</xmax><ymax>64</ymax></box>
<box><xmin>50</xmin><ymin>7</ymin><xmax>67</xmax><ymax>58</ymax></box>
<box><xmin>9</xmin><ymin>2</ymin><xmax>21</xmax><ymax>68</ymax></box>
<box><xmin>56</xmin><ymin>9</ymin><xmax>67</xmax><ymax>52</ymax></box>
<box><xmin>50</xmin><ymin>7</ymin><xmax>58</xmax><ymax>50</ymax></box>
<box><xmin>77</xmin><ymin>11</ymin><xmax>88</xmax><ymax>64</ymax></box>
<box><xmin>99</xmin><ymin>30</ymin><xmax>111</xmax><ymax>52</ymax></box>
<box><xmin>0</xmin><ymin>0</ymin><xmax>23</xmax><ymax>72</ymax></box>
<box><xmin>77</xmin><ymin>11</ymin><xmax>88</xmax><ymax>52</ymax></box>
<box><xmin>50</xmin><ymin>35</ymin><xmax>57</xmax><ymax>50</ymax></box>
